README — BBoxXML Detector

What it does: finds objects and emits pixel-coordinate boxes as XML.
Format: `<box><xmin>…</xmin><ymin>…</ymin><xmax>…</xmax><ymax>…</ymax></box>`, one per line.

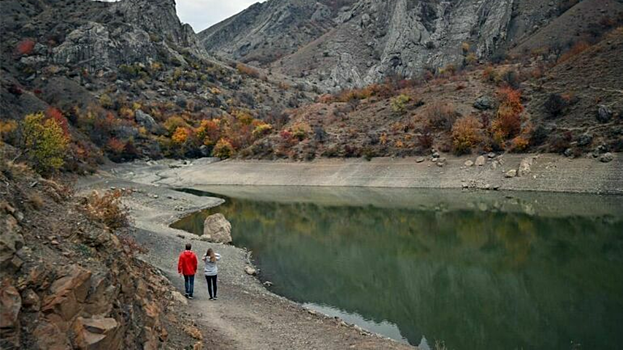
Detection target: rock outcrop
<box><xmin>202</xmin><ymin>213</ymin><xmax>233</xmax><ymax>244</ymax></box>
<box><xmin>0</xmin><ymin>162</ymin><xmax>189</xmax><ymax>349</ymax></box>
<box><xmin>52</xmin><ymin>0</ymin><xmax>205</xmax><ymax>72</ymax></box>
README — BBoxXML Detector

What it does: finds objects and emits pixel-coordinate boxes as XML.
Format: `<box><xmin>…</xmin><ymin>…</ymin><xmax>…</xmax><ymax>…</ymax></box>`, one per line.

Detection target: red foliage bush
<box><xmin>45</xmin><ymin>107</ymin><xmax>70</xmax><ymax>137</ymax></box>
<box><xmin>16</xmin><ymin>39</ymin><xmax>35</xmax><ymax>56</ymax></box>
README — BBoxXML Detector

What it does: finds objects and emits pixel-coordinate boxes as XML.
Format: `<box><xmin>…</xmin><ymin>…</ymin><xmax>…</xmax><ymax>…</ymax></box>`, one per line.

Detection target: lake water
<box><xmin>171</xmin><ymin>186</ymin><xmax>623</xmax><ymax>350</ymax></box>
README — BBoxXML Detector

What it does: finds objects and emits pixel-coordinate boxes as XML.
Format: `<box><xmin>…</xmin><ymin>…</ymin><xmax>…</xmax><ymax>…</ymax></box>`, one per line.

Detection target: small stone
<box><xmin>577</xmin><ymin>134</ymin><xmax>593</xmax><ymax>147</ymax></box>
<box><xmin>475</xmin><ymin>156</ymin><xmax>486</xmax><ymax>166</ymax></box>
<box><xmin>600</xmin><ymin>152</ymin><xmax>614</xmax><ymax>163</ymax></box>
<box><xmin>244</xmin><ymin>266</ymin><xmax>257</xmax><ymax>276</ymax></box>
<box><xmin>464</xmin><ymin>160</ymin><xmax>474</xmax><ymax>167</ymax></box>
<box><xmin>263</xmin><ymin>281</ymin><xmax>273</xmax><ymax>287</ymax></box>
<box><xmin>307</xmin><ymin>309</ymin><xmax>316</xmax><ymax>315</ymax></box>
<box><xmin>518</xmin><ymin>157</ymin><xmax>533</xmax><ymax>177</ymax></box>
<box><xmin>474</xmin><ymin>96</ymin><xmax>494</xmax><ymax>110</ymax></box>
<box><xmin>432</xmin><ymin>151</ymin><xmax>440</xmax><ymax>159</ymax></box>
<box><xmin>487</xmin><ymin>152</ymin><xmax>496</xmax><ymax>159</ymax></box>
<box><xmin>505</xmin><ymin>169</ymin><xmax>517</xmax><ymax>178</ymax></box>
<box><xmin>415</xmin><ymin>157</ymin><xmax>425</xmax><ymax>163</ymax></box>
<box><xmin>597</xmin><ymin>105</ymin><xmax>613</xmax><ymax>123</ymax></box>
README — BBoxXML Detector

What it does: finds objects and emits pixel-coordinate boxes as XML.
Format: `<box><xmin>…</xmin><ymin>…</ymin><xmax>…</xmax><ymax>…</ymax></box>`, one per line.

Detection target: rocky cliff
<box><xmin>201</xmin><ymin>0</ymin><xmax>575</xmax><ymax>90</ymax></box>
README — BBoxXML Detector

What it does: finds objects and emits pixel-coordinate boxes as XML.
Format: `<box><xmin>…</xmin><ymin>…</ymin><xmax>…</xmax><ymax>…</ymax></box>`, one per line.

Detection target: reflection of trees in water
<box><xmin>173</xmin><ymin>198</ymin><xmax>623</xmax><ymax>350</ymax></box>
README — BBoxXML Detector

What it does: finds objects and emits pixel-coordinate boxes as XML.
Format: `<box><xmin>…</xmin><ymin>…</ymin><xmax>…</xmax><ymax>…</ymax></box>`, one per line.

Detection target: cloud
<box><xmin>176</xmin><ymin>0</ymin><xmax>264</xmax><ymax>32</ymax></box>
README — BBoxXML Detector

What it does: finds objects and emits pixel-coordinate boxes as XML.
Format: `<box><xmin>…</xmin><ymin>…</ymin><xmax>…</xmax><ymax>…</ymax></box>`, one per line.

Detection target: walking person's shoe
<box><xmin>213</xmin><ymin>296</ymin><xmax>217</xmax><ymax>300</ymax></box>
<box><xmin>188</xmin><ymin>296</ymin><xmax>193</xmax><ymax>300</ymax></box>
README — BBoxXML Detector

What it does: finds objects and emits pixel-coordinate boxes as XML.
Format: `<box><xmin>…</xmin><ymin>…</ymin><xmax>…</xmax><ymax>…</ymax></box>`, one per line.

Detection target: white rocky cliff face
<box><xmin>201</xmin><ymin>0</ymin><xmax>566</xmax><ymax>90</ymax></box>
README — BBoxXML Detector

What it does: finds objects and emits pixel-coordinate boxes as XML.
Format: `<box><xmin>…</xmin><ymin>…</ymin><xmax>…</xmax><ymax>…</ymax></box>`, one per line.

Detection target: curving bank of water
<box><xmin>172</xmin><ymin>186</ymin><xmax>623</xmax><ymax>350</ymax></box>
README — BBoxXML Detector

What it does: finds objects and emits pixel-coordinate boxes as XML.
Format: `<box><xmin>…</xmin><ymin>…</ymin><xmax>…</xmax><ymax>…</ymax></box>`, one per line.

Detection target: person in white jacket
<box><xmin>203</xmin><ymin>248</ymin><xmax>221</xmax><ymax>300</ymax></box>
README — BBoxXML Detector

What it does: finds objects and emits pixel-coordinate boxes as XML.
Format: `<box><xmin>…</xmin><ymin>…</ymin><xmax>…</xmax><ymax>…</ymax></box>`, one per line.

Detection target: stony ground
<box><xmin>78</xmin><ymin>169</ymin><xmax>414</xmax><ymax>350</ymax></box>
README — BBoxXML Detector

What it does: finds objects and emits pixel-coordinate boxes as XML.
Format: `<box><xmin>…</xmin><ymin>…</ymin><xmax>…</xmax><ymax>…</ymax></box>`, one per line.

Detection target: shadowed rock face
<box><xmin>49</xmin><ymin>0</ymin><xmax>205</xmax><ymax>71</ymax></box>
<box><xmin>199</xmin><ymin>0</ymin><xmax>356</xmax><ymax>66</ymax></box>
<box><xmin>201</xmin><ymin>0</ymin><xmax>567</xmax><ymax>90</ymax></box>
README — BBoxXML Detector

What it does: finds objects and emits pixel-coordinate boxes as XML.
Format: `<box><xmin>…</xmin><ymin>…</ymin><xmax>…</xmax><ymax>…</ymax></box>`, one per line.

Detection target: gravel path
<box><xmin>78</xmin><ymin>171</ymin><xmax>414</xmax><ymax>350</ymax></box>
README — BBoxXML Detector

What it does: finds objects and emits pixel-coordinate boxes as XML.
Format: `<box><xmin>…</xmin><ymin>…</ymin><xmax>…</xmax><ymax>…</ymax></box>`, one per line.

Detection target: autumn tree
<box><xmin>22</xmin><ymin>112</ymin><xmax>69</xmax><ymax>174</ymax></box>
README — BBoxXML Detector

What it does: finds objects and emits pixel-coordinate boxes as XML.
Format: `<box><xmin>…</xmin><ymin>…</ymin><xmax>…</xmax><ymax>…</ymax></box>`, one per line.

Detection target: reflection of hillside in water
<box><xmin>172</xmin><ymin>190</ymin><xmax>623</xmax><ymax>350</ymax></box>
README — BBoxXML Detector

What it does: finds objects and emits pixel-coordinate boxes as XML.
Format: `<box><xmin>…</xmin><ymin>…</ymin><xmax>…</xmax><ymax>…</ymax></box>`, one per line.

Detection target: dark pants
<box><xmin>206</xmin><ymin>275</ymin><xmax>217</xmax><ymax>298</ymax></box>
<box><xmin>184</xmin><ymin>275</ymin><xmax>195</xmax><ymax>296</ymax></box>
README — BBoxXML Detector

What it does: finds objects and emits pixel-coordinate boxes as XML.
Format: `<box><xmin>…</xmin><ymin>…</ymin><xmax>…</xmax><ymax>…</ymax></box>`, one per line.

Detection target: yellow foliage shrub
<box><xmin>452</xmin><ymin>115</ymin><xmax>482</xmax><ymax>154</ymax></box>
<box><xmin>22</xmin><ymin>112</ymin><xmax>69</xmax><ymax>174</ymax></box>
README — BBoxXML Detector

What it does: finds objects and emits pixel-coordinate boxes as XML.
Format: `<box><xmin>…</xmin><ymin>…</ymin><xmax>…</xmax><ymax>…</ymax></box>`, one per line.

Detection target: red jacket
<box><xmin>178</xmin><ymin>250</ymin><xmax>198</xmax><ymax>275</ymax></box>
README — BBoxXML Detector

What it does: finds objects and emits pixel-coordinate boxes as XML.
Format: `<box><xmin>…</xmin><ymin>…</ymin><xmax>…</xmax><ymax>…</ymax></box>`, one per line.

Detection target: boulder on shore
<box><xmin>202</xmin><ymin>214</ymin><xmax>232</xmax><ymax>244</ymax></box>
<box><xmin>518</xmin><ymin>157</ymin><xmax>533</xmax><ymax>177</ymax></box>
<box><xmin>475</xmin><ymin>156</ymin><xmax>486</xmax><ymax>166</ymax></box>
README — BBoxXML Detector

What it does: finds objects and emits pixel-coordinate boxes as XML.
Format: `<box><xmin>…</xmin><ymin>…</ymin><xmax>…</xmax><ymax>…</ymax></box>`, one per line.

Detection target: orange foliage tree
<box><xmin>492</xmin><ymin>87</ymin><xmax>523</xmax><ymax>143</ymax></box>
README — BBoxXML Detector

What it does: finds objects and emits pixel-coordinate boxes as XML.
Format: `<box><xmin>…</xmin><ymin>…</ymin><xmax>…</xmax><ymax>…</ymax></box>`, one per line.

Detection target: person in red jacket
<box><xmin>178</xmin><ymin>243</ymin><xmax>198</xmax><ymax>299</ymax></box>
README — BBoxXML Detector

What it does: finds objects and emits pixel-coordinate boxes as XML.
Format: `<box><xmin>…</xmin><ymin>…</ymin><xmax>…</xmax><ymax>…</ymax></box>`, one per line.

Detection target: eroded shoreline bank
<box><xmin>113</xmin><ymin>154</ymin><xmax>623</xmax><ymax>195</ymax></box>
<box><xmin>77</xmin><ymin>169</ymin><xmax>415</xmax><ymax>349</ymax></box>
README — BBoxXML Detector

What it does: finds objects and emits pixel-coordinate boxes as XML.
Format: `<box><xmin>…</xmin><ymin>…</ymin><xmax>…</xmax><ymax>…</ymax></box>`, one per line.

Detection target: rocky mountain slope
<box><xmin>199</xmin><ymin>0</ymin><xmax>357</xmax><ymax>66</ymax></box>
<box><xmin>202</xmin><ymin>0</ymin><xmax>621</xmax><ymax>91</ymax></box>
<box><xmin>241</xmin><ymin>27</ymin><xmax>623</xmax><ymax>162</ymax></box>
<box><xmin>0</xmin><ymin>0</ymin><xmax>313</xmax><ymax>171</ymax></box>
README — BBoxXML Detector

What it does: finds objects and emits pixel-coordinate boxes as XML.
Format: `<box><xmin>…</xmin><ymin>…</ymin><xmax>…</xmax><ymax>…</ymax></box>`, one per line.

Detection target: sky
<box><xmin>175</xmin><ymin>0</ymin><xmax>264</xmax><ymax>32</ymax></box>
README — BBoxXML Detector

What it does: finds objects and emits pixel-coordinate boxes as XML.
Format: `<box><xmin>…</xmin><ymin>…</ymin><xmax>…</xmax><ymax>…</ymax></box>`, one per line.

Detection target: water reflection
<box><xmin>172</xmin><ymin>187</ymin><xmax>623</xmax><ymax>350</ymax></box>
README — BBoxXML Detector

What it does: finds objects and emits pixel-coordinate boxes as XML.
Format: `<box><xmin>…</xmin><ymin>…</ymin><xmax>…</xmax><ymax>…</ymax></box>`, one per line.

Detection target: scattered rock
<box><xmin>464</xmin><ymin>160</ymin><xmax>474</xmax><ymax>167</ymax></box>
<box><xmin>415</xmin><ymin>157</ymin><xmax>425</xmax><ymax>163</ymax></box>
<box><xmin>0</xmin><ymin>213</ymin><xmax>24</xmax><ymax>269</ymax></box>
<box><xmin>131</xmin><ymin>111</ymin><xmax>155</xmax><ymax>135</ymax></box>
<box><xmin>171</xmin><ymin>291</ymin><xmax>188</xmax><ymax>306</ymax></box>
<box><xmin>487</xmin><ymin>152</ymin><xmax>496</xmax><ymax>159</ymax></box>
<box><xmin>244</xmin><ymin>266</ymin><xmax>257</xmax><ymax>276</ymax></box>
<box><xmin>436</xmin><ymin>158</ymin><xmax>446</xmax><ymax>167</ymax></box>
<box><xmin>564</xmin><ymin>148</ymin><xmax>574</xmax><ymax>158</ymax></box>
<box><xmin>202</xmin><ymin>214</ymin><xmax>232</xmax><ymax>244</ymax></box>
<box><xmin>0</xmin><ymin>282</ymin><xmax>21</xmax><ymax>329</ymax></box>
<box><xmin>474</xmin><ymin>96</ymin><xmax>494</xmax><ymax>110</ymax></box>
<box><xmin>577</xmin><ymin>134</ymin><xmax>593</xmax><ymax>147</ymax></box>
<box><xmin>505</xmin><ymin>169</ymin><xmax>517</xmax><ymax>178</ymax></box>
<box><xmin>475</xmin><ymin>156</ymin><xmax>486</xmax><ymax>166</ymax></box>
<box><xmin>600</xmin><ymin>152</ymin><xmax>614</xmax><ymax>163</ymax></box>
<box><xmin>518</xmin><ymin>157</ymin><xmax>533</xmax><ymax>177</ymax></box>
<box><xmin>73</xmin><ymin>317</ymin><xmax>120</xmax><ymax>349</ymax></box>
<box><xmin>263</xmin><ymin>281</ymin><xmax>273</xmax><ymax>287</ymax></box>
<box><xmin>597</xmin><ymin>105</ymin><xmax>613</xmax><ymax>123</ymax></box>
